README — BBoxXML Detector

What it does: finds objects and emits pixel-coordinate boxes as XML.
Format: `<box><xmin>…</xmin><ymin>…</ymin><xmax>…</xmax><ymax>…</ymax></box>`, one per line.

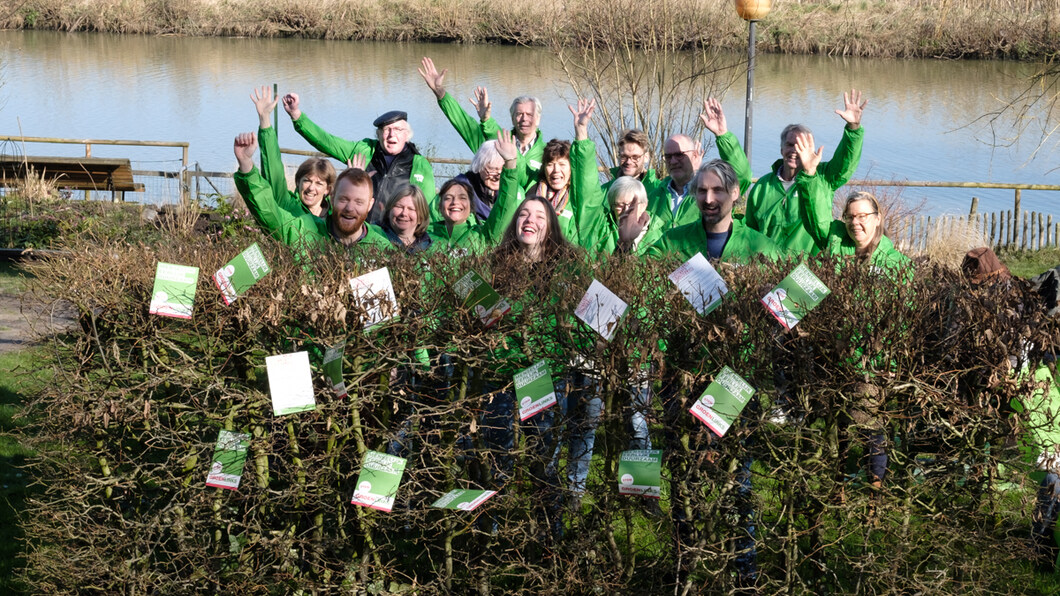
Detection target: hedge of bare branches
<box><xmin>15</xmin><ymin>233</ymin><xmax>1060</xmax><ymax>594</ymax></box>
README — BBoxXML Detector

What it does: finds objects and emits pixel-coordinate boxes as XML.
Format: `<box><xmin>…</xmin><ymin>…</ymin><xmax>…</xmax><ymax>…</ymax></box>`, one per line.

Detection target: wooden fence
<box><xmin>892</xmin><ymin>196</ymin><xmax>1059</xmax><ymax>254</ymax></box>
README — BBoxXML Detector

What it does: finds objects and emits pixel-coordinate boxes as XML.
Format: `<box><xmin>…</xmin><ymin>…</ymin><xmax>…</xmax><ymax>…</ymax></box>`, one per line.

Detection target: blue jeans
<box><xmin>1033</xmin><ymin>472</ymin><xmax>1060</xmax><ymax>569</ymax></box>
<box><xmin>556</xmin><ymin>373</ymin><xmax>602</xmax><ymax>497</ymax></box>
<box><xmin>630</xmin><ymin>379</ymin><xmax>653</xmax><ymax>451</ymax></box>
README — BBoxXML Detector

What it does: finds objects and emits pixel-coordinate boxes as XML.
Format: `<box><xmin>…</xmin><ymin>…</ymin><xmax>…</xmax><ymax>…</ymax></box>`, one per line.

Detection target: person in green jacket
<box><xmin>281</xmin><ymin>92</ymin><xmax>436</xmax><ymax>225</ymax></box>
<box><xmin>426</xmin><ymin>130</ymin><xmax>523</xmax><ymax>256</ymax></box>
<box><xmin>250</xmin><ymin>86</ymin><xmax>335</xmax><ymax>221</ymax></box>
<box><xmin>601</xmin><ymin>129</ymin><xmax>663</xmax><ymax>197</ymax></box>
<box><xmin>647</xmin><ymin>98</ymin><xmax>752</xmax><ymax>231</ymax></box>
<box><xmin>419</xmin><ymin>57</ymin><xmax>544</xmax><ymax>191</ymax></box>
<box><xmin>233</xmin><ymin>132</ymin><xmax>392</xmax><ymax>256</ymax></box>
<box><xmin>379</xmin><ymin>183</ymin><xmax>433</xmax><ymax>253</ymax></box>
<box><xmin>645</xmin><ymin>159</ymin><xmax>782</xmax><ymax>264</ymax></box>
<box><xmin>745</xmin><ymin>89</ymin><xmax>867</xmax><ymax>254</ymax></box>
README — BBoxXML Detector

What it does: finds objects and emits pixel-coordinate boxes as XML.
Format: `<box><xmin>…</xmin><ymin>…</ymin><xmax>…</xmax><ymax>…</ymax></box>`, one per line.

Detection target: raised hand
<box><xmin>251</xmin><ymin>86</ymin><xmax>279</xmax><ymax>129</ymax></box>
<box><xmin>568</xmin><ymin>98</ymin><xmax>596</xmax><ymax>141</ymax></box>
<box><xmin>282</xmin><ymin>93</ymin><xmax>302</xmax><ymax>121</ymax></box>
<box><xmin>346</xmin><ymin>154</ymin><xmax>367</xmax><ymax>170</ymax></box>
<box><xmin>495</xmin><ymin>129</ymin><xmax>518</xmax><ymax>166</ymax></box>
<box><xmin>835</xmin><ymin>88</ymin><xmax>867</xmax><ymax>130</ymax></box>
<box><xmin>699</xmin><ymin>97</ymin><xmax>727</xmax><ymax>137</ymax></box>
<box><xmin>794</xmin><ymin>132</ymin><xmax>823</xmax><ymax>176</ymax></box>
<box><xmin>418</xmin><ymin>57</ymin><xmax>447</xmax><ymax>100</ymax></box>
<box><xmin>234</xmin><ymin>132</ymin><xmax>258</xmax><ymax>173</ymax></box>
<box><xmin>470</xmin><ymin>86</ymin><xmax>491</xmax><ymax>122</ymax></box>
<box><xmin>618</xmin><ymin>205</ymin><xmax>650</xmax><ymax>246</ymax></box>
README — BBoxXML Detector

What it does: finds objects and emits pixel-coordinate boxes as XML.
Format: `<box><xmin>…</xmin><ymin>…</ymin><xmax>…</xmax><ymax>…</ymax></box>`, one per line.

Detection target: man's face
<box><xmin>513</xmin><ymin>101</ymin><xmax>540</xmax><ymax>140</ymax></box>
<box><xmin>781</xmin><ymin>130</ymin><xmax>801</xmax><ymax>172</ymax></box>
<box><xmin>617</xmin><ymin>142</ymin><xmax>648</xmax><ymax>178</ymax></box>
<box><xmin>694</xmin><ymin>170</ymin><xmax>736</xmax><ymax>229</ymax></box>
<box><xmin>330</xmin><ymin>177</ymin><xmax>374</xmax><ymax>237</ymax></box>
<box><xmin>378</xmin><ymin>121</ymin><xmax>411</xmax><ymax>155</ymax></box>
<box><xmin>663</xmin><ymin>137</ymin><xmax>702</xmax><ymax>186</ymax></box>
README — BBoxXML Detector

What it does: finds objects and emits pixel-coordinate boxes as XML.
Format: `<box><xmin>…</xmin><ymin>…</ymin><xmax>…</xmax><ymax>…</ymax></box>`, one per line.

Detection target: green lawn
<box><xmin>1000</xmin><ymin>247</ymin><xmax>1060</xmax><ymax>279</ymax></box>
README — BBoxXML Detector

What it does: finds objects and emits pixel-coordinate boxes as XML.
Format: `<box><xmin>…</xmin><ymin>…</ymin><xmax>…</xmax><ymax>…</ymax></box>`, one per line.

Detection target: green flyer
<box><xmin>453</xmin><ymin>269</ymin><xmax>510</xmax><ymax>327</ymax></box>
<box><xmin>213</xmin><ymin>242</ymin><xmax>271</xmax><ymax>305</ymax></box>
<box><xmin>514</xmin><ymin>360</ymin><xmax>557</xmax><ymax>421</ymax></box>
<box><xmin>266</xmin><ymin>351</ymin><xmax>316</xmax><ymax>416</ymax></box>
<box><xmin>205</xmin><ymin>429</ymin><xmax>251</xmax><ymax>490</ymax></box>
<box><xmin>149</xmin><ymin>262</ymin><xmax>199</xmax><ymax>319</ymax></box>
<box><xmin>350</xmin><ymin>451</ymin><xmax>407</xmax><ymax>512</ymax></box>
<box><xmin>761</xmin><ymin>263</ymin><xmax>831</xmax><ymax>331</ymax></box>
<box><xmin>618</xmin><ymin>449</ymin><xmax>662</xmax><ymax>498</ymax></box>
<box><xmin>431</xmin><ymin>489</ymin><xmax>497</xmax><ymax>511</ymax></box>
<box><xmin>322</xmin><ymin>340</ymin><xmax>347</xmax><ymax>398</ymax></box>
<box><xmin>689</xmin><ymin>366</ymin><xmax>756</xmax><ymax>437</ymax></box>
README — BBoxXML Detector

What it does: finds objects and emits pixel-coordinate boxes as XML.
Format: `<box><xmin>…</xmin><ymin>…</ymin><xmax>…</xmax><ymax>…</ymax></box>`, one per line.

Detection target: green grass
<box><xmin>1000</xmin><ymin>247</ymin><xmax>1060</xmax><ymax>279</ymax></box>
<box><xmin>0</xmin><ymin>262</ymin><xmax>32</xmax><ymax>295</ymax></box>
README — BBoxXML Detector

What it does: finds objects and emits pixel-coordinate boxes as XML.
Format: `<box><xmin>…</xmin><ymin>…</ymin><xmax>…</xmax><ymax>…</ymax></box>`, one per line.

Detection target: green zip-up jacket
<box><xmin>646</xmin><ymin>131</ymin><xmax>752</xmax><ymax>230</ymax></box>
<box><xmin>291</xmin><ymin>113</ymin><xmax>437</xmax><ymax>201</ymax></box>
<box><xmin>437</xmin><ymin>92</ymin><xmax>544</xmax><ymax>192</ymax></box>
<box><xmin>601</xmin><ymin>165</ymin><xmax>663</xmax><ymax>197</ymax></box>
<box><xmin>258</xmin><ymin>125</ymin><xmax>323</xmax><ymax>222</ymax></box>
<box><xmin>746</xmin><ymin>125</ymin><xmax>864</xmax><ymax>254</ymax></box>
<box><xmin>234</xmin><ymin>166</ymin><xmax>392</xmax><ymax>257</ymax></box>
<box><xmin>570</xmin><ymin>139</ymin><xmax>665</xmax><ymax>257</ymax></box>
<box><xmin>426</xmin><ymin>167</ymin><xmax>522</xmax><ymax>256</ymax></box>
<box><xmin>646</xmin><ymin>217</ymin><xmax>782</xmax><ymax>264</ymax></box>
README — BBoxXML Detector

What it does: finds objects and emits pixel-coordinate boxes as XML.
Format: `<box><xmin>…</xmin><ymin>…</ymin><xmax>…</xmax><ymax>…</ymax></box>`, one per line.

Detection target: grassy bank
<box><xmin>5</xmin><ymin>0</ymin><xmax>1059</xmax><ymax>59</ymax></box>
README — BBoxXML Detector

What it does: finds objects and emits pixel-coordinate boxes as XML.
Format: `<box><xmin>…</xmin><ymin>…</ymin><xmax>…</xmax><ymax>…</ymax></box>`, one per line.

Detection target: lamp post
<box><xmin>735</xmin><ymin>0</ymin><xmax>772</xmax><ymax>167</ymax></box>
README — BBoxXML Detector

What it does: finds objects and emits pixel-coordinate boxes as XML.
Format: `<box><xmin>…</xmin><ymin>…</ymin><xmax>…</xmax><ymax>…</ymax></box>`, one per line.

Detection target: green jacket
<box><xmin>291</xmin><ymin>113</ymin><xmax>437</xmax><ymax>201</ymax></box>
<box><xmin>233</xmin><ymin>166</ymin><xmax>392</xmax><ymax>257</ymax></box>
<box><xmin>570</xmin><ymin>139</ymin><xmax>665</xmax><ymax>257</ymax></box>
<box><xmin>426</xmin><ymin>167</ymin><xmax>522</xmax><ymax>256</ymax></box>
<box><xmin>258</xmin><ymin>125</ymin><xmax>322</xmax><ymax>222</ymax></box>
<box><xmin>438</xmin><ymin>92</ymin><xmax>544</xmax><ymax>192</ymax></box>
<box><xmin>646</xmin><ymin>217</ymin><xmax>782</xmax><ymax>264</ymax></box>
<box><xmin>601</xmin><ymin>165</ymin><xmax>663</xmax><ymax>197</ymax></box>
<box><xmin>647</xmin><ymin>132</ymin><xmax>752</xmax><ymax>230</ymax></box>
<box><xmin>745</xmin><ymin>125</ymin><xmax>864</xmax><ymax>254</ymax></box>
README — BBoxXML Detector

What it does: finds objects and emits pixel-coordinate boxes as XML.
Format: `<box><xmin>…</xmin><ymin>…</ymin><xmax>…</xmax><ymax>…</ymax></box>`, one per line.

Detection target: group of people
<box><xmin>231</xmin><ymin>58</ymin><xmax>912</xmax><ymax>585</ymax></box>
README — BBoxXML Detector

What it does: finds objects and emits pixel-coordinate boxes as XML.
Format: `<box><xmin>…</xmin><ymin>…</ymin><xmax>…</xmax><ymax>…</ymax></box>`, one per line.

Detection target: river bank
<box><xmin>5</xmin><ymin>0</ymin><xmax>1059</xmax><ymax>60</ymax></box>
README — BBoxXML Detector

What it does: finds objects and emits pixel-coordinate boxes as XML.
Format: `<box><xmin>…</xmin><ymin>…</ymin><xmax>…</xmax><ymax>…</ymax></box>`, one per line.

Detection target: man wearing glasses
<box><xmin>602</xmin><ymin>129</ymin><xmax>662</xmax><ymax>196</ymax></box>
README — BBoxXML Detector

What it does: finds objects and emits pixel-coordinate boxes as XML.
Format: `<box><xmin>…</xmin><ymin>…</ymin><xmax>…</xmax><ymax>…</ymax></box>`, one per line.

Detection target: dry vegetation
<box><xmin>4</xmin><ymin>0</ymin><xmax>1059</xmax><ymax>59</ymax></box>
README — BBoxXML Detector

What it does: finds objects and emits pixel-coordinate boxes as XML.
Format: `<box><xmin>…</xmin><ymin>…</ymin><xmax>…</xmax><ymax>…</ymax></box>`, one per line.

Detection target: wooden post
<box><xmin>1038</xmin><ymin>212</ymin><xmax>1044</xmax><ymax>251</ymax></box>
<box><xmin>1014</xmin><ymin>188</ymin><xmax>1021</xmax><ymax>246</ymax></box>
<box><xmin>1048</xmin><ymin>215</ymin><xmax>1054</xmax><ymax>247</ymax></box>
<box><xmin>181</xmin><ymin>145</ymin><xmax>190</xmax><ymax>205</ymax></box>
<box><xmin>1055</xmin><ymin>222</ymin><xmax>1059</xmax><ymax>247</ymax></box>
<box><xmin>924</xmin><ymin>216</ymin><xmax>931</xmax><ymax>253</ymax></box>
<box><xmin>969</xmin><ymin>196</ymin><xmax>978</xmax><ymax>216</ymax></box>
<box><xmin>1006</xmin><ymin>210</ymin><xmax>1012</xmax><ymax>247</ymax></box>
<box><xmin>990</xmin><ymin>212</ymin><xmax>997</xmax><ymax>248</ymax></box>
<box><xmin>1022</xmin><ymin>211</ymin><xmax>1028</xmax><ymax>250</ymax></box>
<box><xmin>84</xmin><ymin>142</ymin><xmax>92</xmax><ymax>202</ymax></box>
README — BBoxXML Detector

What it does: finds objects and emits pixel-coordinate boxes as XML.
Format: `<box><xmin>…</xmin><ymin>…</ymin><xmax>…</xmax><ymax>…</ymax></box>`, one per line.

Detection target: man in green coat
<box><xmin>233</xmin><ymin>133</ymin><xmax>392</xmax><ymax>258</ymax></box>
<box><xmin>647</xmin><ymin>98</ymin><xmax>752</xmax><ymax>230</ymax></box>
<box><xmin>281</xmin><ymin>92</ymin><xmax>436</xmax><ymax>225</ymax></box>
<box><xmin>744</xmin><ymin>89</ymin><xmax>867</xmax><ymax>254</ymax></box>
<box><xmin>601</xmin><ymin>128</ymin><xmax>663</xmax><ymax>196</ymax></box>
<box><xmin>419</xmin><ymin>57</ymin><xmax>544</xmax><ymax>192</ymax></box>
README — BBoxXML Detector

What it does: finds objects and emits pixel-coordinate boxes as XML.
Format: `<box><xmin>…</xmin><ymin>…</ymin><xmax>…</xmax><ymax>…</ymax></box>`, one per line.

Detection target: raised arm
<box><xmin>251</xmin><ymin>86</ymin><xmax>304</xmax><ymax>216</ymax></box>
<box><xmin>420</xmin><ymin>56</ymin><xmax>493</xmax><ymax>153</ymax></box>
<box><xmin>233</xmin><ymin>133</ymin><xmax>296</xmax><ymax>238</ymax></box>
<box><xmin>481</xmin><ymin>129</ymin><xmax>523</xmax><ymax>243</ymax></box>
<box><xmin>702</xmin><ymin>97</ymin><xmax>752</xmax><ymax>195</ymax></box>
<box><xmin>793</xmin><ymin>131</ymin><xmax>833</xmax><ymax>247</ymax></box>
<box><xmin>821</xmin><ymin>88</ymin><xmax>866</xmax><ymax>191</ymax></box>
<box><xmin>285</xmin><ymin>92</ymin><xmax>373</xmax><ymax>163</ymax></box>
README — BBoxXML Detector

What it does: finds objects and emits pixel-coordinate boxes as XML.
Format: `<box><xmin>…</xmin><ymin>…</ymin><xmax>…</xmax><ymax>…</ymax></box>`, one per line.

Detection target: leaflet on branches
<box><xmin>266</xmin><ymin>351</ymin><xmax>316</xmax><ymax>416</ymax></box>
<box><xmin>618</xmin><ymin>449</ymin><xmax>662</xmax><ymax>498</ymax></box>
<box><xmin>213</xmin><ymin>242</ymin><xmax>271</xmax><ymax>305</ymax></box>
<box><xmin>350</xmin><ymin>267</ymin><xmax>399</xmax><ymax>330</ymax></box>
<box><xmin>322</xmin><ymin>340</ymin><xmax>348</xmax><ymax>398</ymax></box>
<box><xmin>431</xmin><ymin>489</ymin><xmax>497</xmax><ymax>511</ymax></box>
<box><xmin>149</xmin><ymin>262</ymin><xmax>199</xmax><ymax>319</ymax></box>
<box><xmin>689</xmin><ymin>366</ymin><xmax>755</xmax><ymax>438</ymax></box>
<box><xmin>453</xmin><ymin>269</ymin><xmax>510</xmax><ymax>327</ymax></box>
<box><xmin>669</xmin><ymin>252</ymin><xmax>728</xmax><ymax>315</ymax></box>
<box><xmin>205</xmin><ymin>429</ymin><xmax>251</xmax><ymax>490</ymax></box>
<box><xmin>575</xmin><ymin>279</ymin><xmax>628</xmax><ymax>341</ymax></box>
<box><xmin>515</xmin><ymin>359</ymin><xmax>557</xmax><ymax>421</ymax></box>
<box><xmin>761</xmin><ymin>263</ymin><xmax>830</xmax><ymax>331</ymax></box>
<box><xmin>350</xmin><ymin>451</ymin><xmax>407</xmax><ymax>512</ymax></box>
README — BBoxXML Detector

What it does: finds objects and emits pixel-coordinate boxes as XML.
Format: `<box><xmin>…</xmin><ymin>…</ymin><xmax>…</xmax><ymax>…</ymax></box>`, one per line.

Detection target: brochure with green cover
<box><xmin>453</xmin><ymin>269</ymin><xmax>510</xmax><ymax>327</ymax></box>
<box><xmin>205</xmin><ymin>429</ymin><xmax>251</xmax><ymax>490</ymax></box>
<box><xmin>149</xmin><ymin>262</ymin><xmax>199</xmax><ymax>319</ymax></box>
<box><xmin>431</xmin><ymin>488</ymin><xmax>497</xmax><ymax>511</ymax></box>
<box><xmin>689</xmin><ymin>366</ymin><xmax>756</xmax><ymax>438</ymax></box>
<box><xmin>322</xmin><ymin>340</ymin><xmax>348</xmax><ymax>398</ymax></box>
<box><xmin>618</xmin><ymin>449</ymin><xmax>662</xmax><ymax>498</ymax></box>
<box><xmin>266</xmin><ymin>351</ymin><xmax>316</xmax><ymax>416</ymax></box>
<box><xmin>515</xmin><ymin>360</ymin><xmax>557</xmax><ymax>421</ymax></box>
<box><xmin>350</xmin><ymin>267</ymin><xmax>399</xmax><ymax>330</ymax></box>
<box><xmin>669</xmin><ymin>252</ymin><xmax>728</xmax><ymax>315</ymax></box>
<box><xmin>575</xmin><ymin>279</ymin><xmax>629</xmax><ymax>341</ymax></box>
<box><xmin>761</xmin><ymin>263</ymin><xmax>831</xmax><ymax>331</ymax></box>
<box><xmin>213</xmin><ymin>242</ymin><xmax>271</xmax><ymax>305</ymax></box>
<box><xmin>350</xmin><ymin>451</ymin><xmax>407</xmax><ymax>512</ymax></box>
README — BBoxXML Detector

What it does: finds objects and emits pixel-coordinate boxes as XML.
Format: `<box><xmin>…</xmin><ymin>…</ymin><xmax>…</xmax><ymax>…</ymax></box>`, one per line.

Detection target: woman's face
<box><xmin>441</xmin><ymin>185</ymin><xmax>471</xmax><ymax>225</ymax></box>
<box><xmin>610</xmin><ymin>190</ymin><xmax>642</xmax><ymax>220</ymax></box>
<box><xmin>480</xmin><ymin>161</ymin><xmax>502</xmax><ymax>192</ymax></box>
<box><xmin>844</xmin><ymin>199</ymin><xmax>880</xmax><ymax>249</ymax></box>
<box><xmin>298</xmin><ymin>174</ymin><xmax>329</xmax><ymax>210</ymax></box>
<box><xmin>544</xmin><ymin>157</ymin><xmax>571</xmax><ymax>192</ymax></box>
<box><xmin>515</xmin><ymin>200</ymin><xmax>550</xmax><ymax>247</ymax></box>
<box><xmin>389</xmin><ymin>196</ymin><xmax>419</xmax><ymax>236</ymax></box>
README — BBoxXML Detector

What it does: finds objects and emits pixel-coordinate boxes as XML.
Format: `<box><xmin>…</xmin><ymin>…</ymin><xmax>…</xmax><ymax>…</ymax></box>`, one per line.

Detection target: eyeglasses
<box><xmin>843</xmin><ymin>212</ymin><xmax>878</xmax><ymax>223</ymax></box>
<box><xmin>619</xmin><ymin>153</ymin><xmax>646</xmax><ymax>163</ymax></box>
<box><xmin>663</xmin><ymin>149</ymin><xmax>693</xmax><ymax>161</ymax></box>
<box><xmin>480</xmin><ymin>166</ymin><xmax>502</xmax><ymax>179</ymax></box>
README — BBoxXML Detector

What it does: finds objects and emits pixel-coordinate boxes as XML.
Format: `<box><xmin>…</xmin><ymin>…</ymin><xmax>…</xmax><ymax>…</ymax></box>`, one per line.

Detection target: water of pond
<box><xmin>0</xmin><ymin>30</ymin><xmax>1055</xmax><ymax>218</ymax></box>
